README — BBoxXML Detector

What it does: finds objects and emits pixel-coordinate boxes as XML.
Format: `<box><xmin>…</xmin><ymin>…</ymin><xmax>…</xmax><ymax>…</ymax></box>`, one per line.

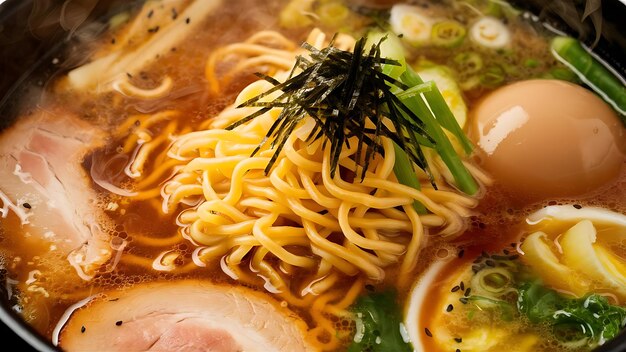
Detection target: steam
<box><xmin>542</xmin><ymin>0</ymin><xmax>603</xmax><ymax>47</ymax></box>
<box><xmin>59</xmin><ymin>0</ymin><xmax>99</xmax><ymax>36</ymax></box>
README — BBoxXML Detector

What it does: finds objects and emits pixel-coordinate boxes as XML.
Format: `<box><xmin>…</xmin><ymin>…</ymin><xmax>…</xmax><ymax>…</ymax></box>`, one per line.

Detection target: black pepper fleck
<box><xmin>126</xmin><ymin>72</ymin><xmax>132</xmax><ymax>78</ymax></box>
<box><xmin>80</xmin><ymin>326</ymin><xmax>85</xmax><ymax>333</ymax></box>
<box><xmin>424</xmin><ymin>327</ymin><xmax>432</xmax><ymax>337</ymax></box>
<box><xmin>446</xmin><ymin>304</ymin><xmax>454</xmax><ymax>312</ymax></box>
<box><xmin>451</xmin><ymin>285</ymin><xmax>460</xmax><ymax>293</ymax></box>
<box><xmin>22</xmin><ymin>203</ymin><xmax>31</xmax><ymax>209</ymax></box>
<box><xmin>111</xmin><ymin>38</ymin><xmax>116</xmax><ymax>44</ymax></box>
<box><xmin>115</xmin><ymin>320</ymin><xmax>123</xmax><ymax>326</ymax></box>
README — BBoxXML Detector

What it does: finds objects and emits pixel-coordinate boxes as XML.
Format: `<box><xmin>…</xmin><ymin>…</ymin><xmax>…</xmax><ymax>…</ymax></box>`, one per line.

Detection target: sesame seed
<box><xmin>459</xmin><ymin>297</ymin><xmax>468</xmax><ymax>304</ymax></box>
<box><xmin>148</xmin><ymin>26</ymin><xmax>160</xmax><ymax>33</ymax></box>
<box><xmin>451</xmin><ymin>285</ymin><xmax>460</xmax><ymax>293</ymax></box>
<box><xmin>457</xmin><ymin>249</ymin><xmax>465</xmax><ymax>258</ymax></box>
<box><xmin>115</xmin><ymin>321</ymin><xmax>123</xmax><ymax>326</ymax></box>
<box><xmin>573</xmin><ymin>204</ymin><xmax>582</xmax><ymax>209</ymax></box>
<box><xmin>460</xmin><ymin>281</ymin><xmax>465</xmax><ymax>291</ymax></box>
<box><xmin>185</xmin><ymin>17</ymin><xmax>190</xmax><ymax>24</ymax></box>
<box><xmin>485</xmin><ymin>260</ymin><xmax>496</xmax><ymax>267</ymax></box>
<box><xmin>22</xmin><ymin>203</ymin><xmax>31</xmax><ymax>209</ymax></box>
<box><xmin>456</xmin><ymin>349</ymin><xmax>461</xmax><ymax>352</ymax></box>
<box><xmin>147</xmin><ymin>9</ymin><xmax>154</xmax><ymax>18</ymax></box>
<box><xmin>446</xmin><ymin>304</ymin><xmax>454</xmax><ymax>312</ymax></box>
<box><xmin>464</xmin><ymin>288</ymin><xmax>471</xmax><ymax>296</ymax></box>
<box><xmin>424</xmin><ymin>328</ymin><xmax>432</xmax><ymax>337</ymax></box>
<box><xmin>80</xmin><ymin>326</ymin><xmax>85</xmax><ymax>333</ymax></box>
<box><xmin>454</xmin><ymin>337</ymin><xmax>462</xmax><ymax>343</ymax></box>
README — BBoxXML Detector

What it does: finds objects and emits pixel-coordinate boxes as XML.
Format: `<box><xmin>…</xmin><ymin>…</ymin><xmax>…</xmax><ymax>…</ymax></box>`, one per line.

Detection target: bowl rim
<box><xmin>0</xmin><ymin>0</ymin><xmax>624</xmax><ymax>351</ymax></box>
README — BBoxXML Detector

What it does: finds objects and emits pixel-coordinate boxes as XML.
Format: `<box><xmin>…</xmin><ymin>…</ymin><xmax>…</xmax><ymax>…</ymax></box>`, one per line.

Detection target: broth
<box><xmin>0</xmin><ymin>0</ymin><xmax>624</xmax><ymax>351</ymax></box>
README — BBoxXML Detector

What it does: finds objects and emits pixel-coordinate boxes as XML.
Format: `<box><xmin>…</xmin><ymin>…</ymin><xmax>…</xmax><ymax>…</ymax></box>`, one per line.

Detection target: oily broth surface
<box><xmin>0</xmin><ymin>0</ymin><xmax>622</xmax><ymax>349</ymax></box>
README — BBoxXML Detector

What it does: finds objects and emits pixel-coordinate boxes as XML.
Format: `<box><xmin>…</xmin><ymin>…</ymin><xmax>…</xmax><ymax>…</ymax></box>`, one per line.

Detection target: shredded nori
<box><xmin>227</xmin><ymin>35</ymin><xmax>437</xmax><ymax>182</ymax></box>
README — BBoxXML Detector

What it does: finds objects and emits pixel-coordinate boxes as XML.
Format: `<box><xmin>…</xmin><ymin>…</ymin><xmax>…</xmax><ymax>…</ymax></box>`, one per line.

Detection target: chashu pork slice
<box><xmin>0</xmin><ymin>108</ymin><xmax>111</xmax><ymax>279</ymax></box>
<box><xmin>58</xmin><ymin>280</ymin><xmax>313</xmax><ymax>352</ymax></box>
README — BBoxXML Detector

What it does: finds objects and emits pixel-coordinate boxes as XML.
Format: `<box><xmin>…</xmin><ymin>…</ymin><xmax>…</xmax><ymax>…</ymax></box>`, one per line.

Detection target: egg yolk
<box><xmin>470</xmin><ymin>79</ymin><xmax>626</xmax><ymax>201</ymax></box>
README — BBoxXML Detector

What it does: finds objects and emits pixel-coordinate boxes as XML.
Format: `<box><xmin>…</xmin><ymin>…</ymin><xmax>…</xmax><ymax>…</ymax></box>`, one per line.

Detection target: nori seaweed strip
<box><xmin>226</xmin><ymin>35</ymin><xmax>465</xmax><ymax>185</ymax></box>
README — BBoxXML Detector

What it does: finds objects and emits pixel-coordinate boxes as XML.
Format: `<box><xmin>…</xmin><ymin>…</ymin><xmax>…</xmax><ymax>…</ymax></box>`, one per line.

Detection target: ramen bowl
<box><xmin>0</xmin><ymin>0</ymin><xmax>624</xmax><ymax>351</ymax></box>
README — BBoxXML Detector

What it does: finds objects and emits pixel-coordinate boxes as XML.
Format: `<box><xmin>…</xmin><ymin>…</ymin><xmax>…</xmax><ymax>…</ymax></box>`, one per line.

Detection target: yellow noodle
<box><xmin>112</xmin><ymin>75</ymin><xmax>173</xmax><ymax>99</ymax></box>
<box><xmin>130</xmin><ymin>233</ymin><xmax>183</xmax><ymax>247</ymax></box>
<box><xmin>112</xmin><ymin>29</ymin><xmax>485</xmax><ymax>351</ymax></box>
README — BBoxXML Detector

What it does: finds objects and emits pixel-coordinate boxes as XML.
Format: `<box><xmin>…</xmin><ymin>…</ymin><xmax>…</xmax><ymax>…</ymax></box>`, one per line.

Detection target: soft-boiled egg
<box><xmin>470</xmin><ymin>79</ymin><xmax>626</xmax><ymax>201</ymax></box>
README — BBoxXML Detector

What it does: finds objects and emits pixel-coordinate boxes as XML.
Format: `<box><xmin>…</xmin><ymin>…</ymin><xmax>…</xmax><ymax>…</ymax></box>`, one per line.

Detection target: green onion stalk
<box><xmin>369</xmin><ymin>32</ymin><xmax>478</xmax><ymax>210</ymax></box>
<box><xmin>551</xmin><ymin>36</ymin><xmax>626</xmax><ymax>124</ymax></box>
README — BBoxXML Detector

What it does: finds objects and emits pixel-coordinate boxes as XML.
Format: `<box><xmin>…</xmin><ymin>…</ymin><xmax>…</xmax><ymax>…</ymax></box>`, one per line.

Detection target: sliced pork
<box><xmin>58</xmin><ymin>280</ymin><xmax>313</xmax><ymax>352</ymax></box>
<box><xmin>0</xmin><ymin>108</ymin><xmax>111</xmax><ymax>279</ymax></box>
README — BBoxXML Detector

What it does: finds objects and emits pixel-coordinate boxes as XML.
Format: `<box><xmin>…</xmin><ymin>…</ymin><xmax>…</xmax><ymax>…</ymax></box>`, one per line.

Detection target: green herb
<box><xmin>392</xmin><ymin>142</ymin><xmax>427</xmax><ymax>213</ymax></box>
<box><xmin>517</xmin><ymin>281</ymin><xmax>626</xmax><ymax>348</ymax></box>
<box><xmin>431</xmin><ymin>20</ymin><xmax>466</xmax><ymax>48</ymax></box>
<box><xmin>454</xmin><ymin>52</ymin><xmax>483</xmax><ymax>74</ymax></box>
<box><xmin>373</xmin><ymin>32</ymin><xmax>478</xmax><ymax>195</ymax></box>
<box><xmin>348</xmin><ymin>290</ymin><xmax>412</xmax><ymax>352</ymax></box>
<box><xmin>480</xmin><ymin>65</ymin><xmax>505</xmax><ymax>87</ymax></box>
<box><xmin>466</xmin><ymin>295</ymin><xmax>515</xmax><ymax>321</ymax></box>
<box><xmin>551</xmin><ymin>36</ymin><xmax>626</xmax><ymax>124</ymax></box>
<box><xmin>229</xmin><ymin>34</ymin><xmax>477</xmax><ymax>194</ymax></box>
<box><xmin>398</xmin><ymin>69</ymin><xmax>477</xmax><ymax>194</ymax></box>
